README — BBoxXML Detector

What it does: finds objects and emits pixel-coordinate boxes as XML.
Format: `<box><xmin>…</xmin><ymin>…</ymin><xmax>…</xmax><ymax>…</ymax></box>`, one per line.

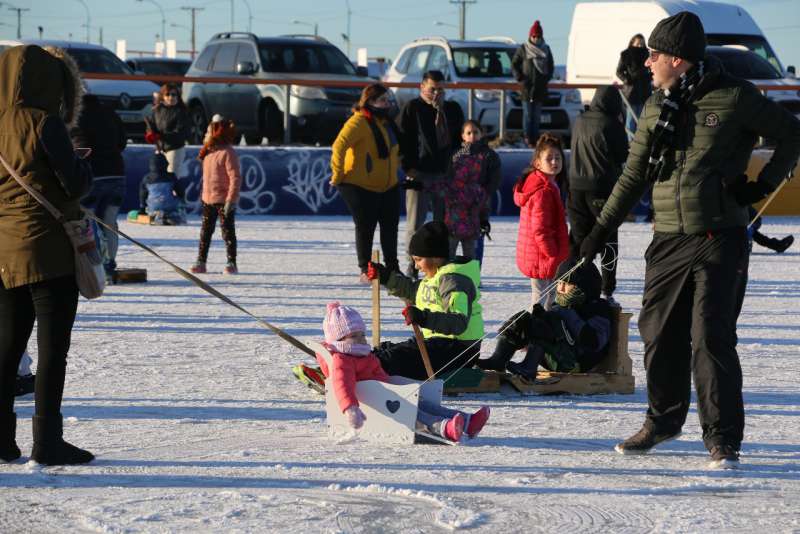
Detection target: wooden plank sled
<box><xmin>127</xmin><ymin>211</ymin><xmax>152</xmax><ymax>225</ymax></box>
<box><xmin>114</xmin><ymin>268</ymin><xmax>147</xmax><ymax>284</ymax></box>
<box><xmin>308</xmin><ymin>341</ymin><xmax>453</xmax><ymax>445</ymax></box>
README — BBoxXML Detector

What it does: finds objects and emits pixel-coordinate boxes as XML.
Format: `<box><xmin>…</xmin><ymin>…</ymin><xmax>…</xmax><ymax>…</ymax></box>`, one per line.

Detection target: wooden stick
<box><xmin>371</xmin><ymin>250</ymin><xmax>381</xmax><ymax>347</ymax></box>
<box><xmin>412</xmin><ymin>322</ymin><xmax>435</xmax><ymax>379</ymax></box>
<box><xmin>749</xmin><ymin>178</ymin><xmax>789</xmax><ymax>227</ymax></box>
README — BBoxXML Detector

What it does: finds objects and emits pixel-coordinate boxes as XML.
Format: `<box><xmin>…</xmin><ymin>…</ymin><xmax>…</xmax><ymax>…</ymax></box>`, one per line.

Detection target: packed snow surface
<box><xmin>2</xmin><ymin>215</ymin><xmax>799</xmax><ymax>533</ymax></box>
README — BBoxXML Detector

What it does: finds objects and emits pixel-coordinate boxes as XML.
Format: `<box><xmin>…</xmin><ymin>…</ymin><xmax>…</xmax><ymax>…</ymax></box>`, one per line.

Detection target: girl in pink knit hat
<box><xmin>316</xmin><ymin>302</ymin><xmax>490</xmax><ymax>442</ymax></box>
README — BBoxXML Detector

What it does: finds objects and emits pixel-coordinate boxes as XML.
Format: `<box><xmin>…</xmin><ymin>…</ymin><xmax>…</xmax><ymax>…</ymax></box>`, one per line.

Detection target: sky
<box><xmin>3</xmin><ymin>0</ymin><xmax>800</xmax><ymax>70</ymax></box>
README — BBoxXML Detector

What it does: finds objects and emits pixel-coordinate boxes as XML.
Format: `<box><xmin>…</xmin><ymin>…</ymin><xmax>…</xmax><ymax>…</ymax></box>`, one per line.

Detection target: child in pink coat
<box><xmin>317</xmin><ymin>302</ymin><xmax>490</xmax><ymax>442</ymax></box>
<box><xmin>514</xmin><ymin>133</ymin><xmax>569</xmax><ymax>309</ymax></box>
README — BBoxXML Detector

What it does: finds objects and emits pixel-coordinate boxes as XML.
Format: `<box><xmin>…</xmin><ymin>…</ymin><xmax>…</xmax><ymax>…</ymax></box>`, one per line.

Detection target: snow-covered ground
<box><xmin>2</xmin><ymin>215</ymin><xmax>799</xmax><ymax>533</ymax></box>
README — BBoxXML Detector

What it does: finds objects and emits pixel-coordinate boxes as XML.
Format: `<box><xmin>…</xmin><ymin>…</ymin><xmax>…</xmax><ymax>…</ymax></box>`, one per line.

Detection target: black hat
<box><xmin>409</xmin><ymin>221</ymin><xmax>450</xmax><ymax>258</ymax></box>
<box><xmin>555</xmin><ymin>258</ymin><xmax>601</xmax><ymax>301</ymax></box>
<box><xmin>648</xmin><ymin>11</ymin><xmax>706</xmax><ymax>63</ymax></box>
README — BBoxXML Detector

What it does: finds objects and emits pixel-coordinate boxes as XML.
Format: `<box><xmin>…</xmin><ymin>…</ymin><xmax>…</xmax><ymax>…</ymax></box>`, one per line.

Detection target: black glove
<box><xmin>401</xmin><ymin>179</ymin><xmax>424</xmax><ymax>191</ymax></box>
<box><xmin>367</xmin><ymin>261</ymin><xmax>391</xmax><ymax>284</ymax></box>
<box><xmin>480</xmin><ymin>219</ymin><xmax>492</xmax><ymax>240</ymax></box>
<box><xmin>498</xmin><ymin>310</ymin><xmax>532</xmax><ymax>347</ymax></box>
<box><xmin>727</xmin><ymin>178</ymin><xmax>772</xmax><ymax>206</ymax></box>
<box><xmin>402</xmin><ymin>305</ymin><xmax>428</xmax><ymax>327</ymax></box>
<box><xmin>531</xmin><ymin>303</ymin><xmax>546</xmax><ymax>319</ymax></box>
<box><xmin>579</xmin><ymin>224</ymin><xmax>611</xmax><ymax>265</ymax></box>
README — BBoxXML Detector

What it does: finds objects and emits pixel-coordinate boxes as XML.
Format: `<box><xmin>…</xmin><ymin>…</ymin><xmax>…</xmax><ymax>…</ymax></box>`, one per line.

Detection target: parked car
<box><xmin>182</xmin><ymin>32</ymin><xmax>367</xmax><ymax>145</ymax></box>
<box><xmin>383</xmin><ymin>36</ymin><xmax>582</xmax><ymax>141</ymax></box>
<box><xmin>126</xmin><ymin>57</ymin><xmax>192</xmax><ymax>87</ymax></box>
<box><xmin>0</xmin><ymin>39</ymin><xmax>161</xmax><ymax>142</ymax></box>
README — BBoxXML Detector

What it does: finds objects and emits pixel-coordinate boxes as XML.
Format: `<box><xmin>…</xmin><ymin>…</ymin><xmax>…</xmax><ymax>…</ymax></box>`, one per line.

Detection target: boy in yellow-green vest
<box><xmin>367</xmin><ymin>221</ymin><xmax>484</xmax><ymax>380</ymax></box>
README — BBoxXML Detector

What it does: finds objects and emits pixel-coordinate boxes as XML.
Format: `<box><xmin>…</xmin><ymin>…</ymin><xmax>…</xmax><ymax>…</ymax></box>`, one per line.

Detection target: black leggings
<box><xmin>0</xmin><ymin>276</ymin><xmax>79</xmax><ymax>417</ymax></box>
<box><xmin>197</xmin><ymin>202</ymin><xmax>237</xmax><ymax>263</ymax></box>
<box><xmin>337</xmin><ymin>184</ymin><xmax>400</xmax><ymax>272</ymax></box>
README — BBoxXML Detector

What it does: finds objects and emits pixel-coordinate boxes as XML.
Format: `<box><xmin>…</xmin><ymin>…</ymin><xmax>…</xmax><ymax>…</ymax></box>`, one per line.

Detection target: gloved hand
<box><xmin>579</xmin><ymin>224</ymin><xmax>611</xmax><ymax>265</ymax></box>
<box><xmin>402</xmin><ymin>305</ymin><xmax>427</xmax><ymax>327</ymax></box>
<box><xmin>367</xmin><ymin>261</ymin><xmax>391</xmax><ymax>284</ymax></box>
<box><xmin>223</xmin><ymin>202</ymin><xmax>235</xmax><ymax>217</ymax></box>
<box><xmin>497</xmin><ymin>310</ymin><xmax>532</xmax><ymax>347</ymax></box>
<box><xmin>480</xmin><ymin>219</ymin><xmax>492</xmax><ymax>240</ymax></box>
<box><xmin>144</xmin><ymin>130</ymin><xmax>161</xmax><ymax>144</ymax></box>
<box><xmin>727</xmin><ymin>178</ymin><xmax>773</xmax><ymax>206</ymax></box>
<box><xmin>344</xmin><ymin>405</ymin><xmax>366</xmax><ymax>429</ymax></box>
<box><xmin>401</xmin><ymin>179</ymin><xmax>424</xmax><ymax>191</ymax></box>
<box><xmin>531</xmin><ymin>303</ymin><xmax>546</xmax><ymax>319</ymax></box>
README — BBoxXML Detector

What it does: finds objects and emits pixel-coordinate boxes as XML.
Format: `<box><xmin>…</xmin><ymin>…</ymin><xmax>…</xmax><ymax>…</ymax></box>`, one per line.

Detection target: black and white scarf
<box><xmin>523</xmin><ymin>40</ymin><xmax>552</xmax><ymax>76</ymax></box>
<box><xmin>646</xmin><ymin>61</ymin><xmax>705</xmax><ymax>183</ymax></box>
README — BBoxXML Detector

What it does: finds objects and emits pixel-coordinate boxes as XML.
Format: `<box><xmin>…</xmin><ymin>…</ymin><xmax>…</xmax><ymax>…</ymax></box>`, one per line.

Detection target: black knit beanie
<box><xmin>555</xmin><ymin>258</ymin><xmax>601</xmax><ymax>301</ymax></box>
<box><xmin>648</xmin><ymin>11</ymin><xmax>706</xmax><ymax>63</ymax></box>
<box><xmin>409</xmin><ymin>221</ymin><xmax>450</xmax><ymax>258</ymax></box>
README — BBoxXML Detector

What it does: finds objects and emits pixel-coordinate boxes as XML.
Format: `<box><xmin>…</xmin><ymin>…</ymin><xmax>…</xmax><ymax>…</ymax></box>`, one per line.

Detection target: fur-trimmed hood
<box><xmin>0</xmin><ymin>44</ymin><xmax>83</xmax><ymax>129</ymax></box>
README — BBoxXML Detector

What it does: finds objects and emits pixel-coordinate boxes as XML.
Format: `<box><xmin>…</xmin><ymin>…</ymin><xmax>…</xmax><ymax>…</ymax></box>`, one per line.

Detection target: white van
<box><xmin>567</xmin><ymin>0</ymin><xmax>794</xmax><ymax>105</ymax></box>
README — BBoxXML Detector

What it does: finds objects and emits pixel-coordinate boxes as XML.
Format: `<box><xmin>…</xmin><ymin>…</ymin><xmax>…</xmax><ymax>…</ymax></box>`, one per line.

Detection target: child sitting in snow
<box><xmin>138</xmin><ymin>152</ymin><xmax>186</xmax><ymax>225</ymax></box>
<box><xmin>477</xmin><ymin>258</ymin><xmax>613</xmax><ymax>380</ymax></box>
<box><xmin>316</xmin><ymin>302</ymin><xmax>490</xmax><ymax>442</ymax></box>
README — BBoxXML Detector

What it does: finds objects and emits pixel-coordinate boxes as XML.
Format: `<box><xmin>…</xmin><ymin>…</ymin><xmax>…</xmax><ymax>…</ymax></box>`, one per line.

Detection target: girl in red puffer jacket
<box><xmin>514</xmin><ymin>134</ymin><xmax>569</xmax><ymax>309</ymax></box>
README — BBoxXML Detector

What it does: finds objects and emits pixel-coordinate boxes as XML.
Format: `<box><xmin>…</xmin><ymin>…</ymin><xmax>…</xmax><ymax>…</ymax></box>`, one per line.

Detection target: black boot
<box><xmin>31</xmin><ymin>415</ymin><xmax>94</xmax><ymax>466</ymax></box>
<box><xmin>1</xmin><ymin>413</ymin><xmax>21</xmax><ymax>463</ymax></box>
<box><xmin>506</xmin><ymin>344</ymin><xmax>544</xmax><ymax>381</ymax></box>
<box><xmin>476</xmin><ymin>336</ymin><xmax>519</xmax><ymax>371</ymax></box>
<box><xmin>772</xmin><ymin>235</ymin><xmax>794</xmax><ymax>254</ymax></box>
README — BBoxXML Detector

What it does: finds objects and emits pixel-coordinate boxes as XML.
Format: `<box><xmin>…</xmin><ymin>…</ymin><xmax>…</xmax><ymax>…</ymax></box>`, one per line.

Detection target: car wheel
<box><xmin>261</xmin><ymin>100</ymin><xmax>285</xmax><ymax>144</ymax></box>
<box><xmin>189</xmin><ymin>104</ymin><xmax>208</xmax><ymax>145</ymax></box>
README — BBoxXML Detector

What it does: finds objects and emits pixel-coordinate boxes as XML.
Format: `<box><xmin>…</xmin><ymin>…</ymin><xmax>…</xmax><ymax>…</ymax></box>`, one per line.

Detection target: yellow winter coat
<box><xmin>330</xmin><ymin>111</ymin><xmax>399</xmax><ymax>192</ymax></box>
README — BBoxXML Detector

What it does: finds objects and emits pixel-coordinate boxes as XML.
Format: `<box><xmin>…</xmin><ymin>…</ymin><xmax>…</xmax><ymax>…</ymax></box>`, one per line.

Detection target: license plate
<box><xmin>540</xmin><ymin>112</ymin><xmax>551</xmax><ymax>125</ymax></box>
<box><xmin>117</xmin><ymin>111</ymin><xmax>142</xmax><ymax>123</ymax></box>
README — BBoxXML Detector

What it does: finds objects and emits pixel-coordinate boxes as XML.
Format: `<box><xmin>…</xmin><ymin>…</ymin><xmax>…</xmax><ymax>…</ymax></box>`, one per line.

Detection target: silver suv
<box><xmin>182</xmin><ymin>32</ymin><xmax>366</xmax><ymax>145</ymax></box>
<box><xmin>383</xmin><ymin>36</ymin><xmax>583</xmax><ymax>140</ymax></box>
<box><xmin>0</xmin><ymin>39</ymin><xmax>160</xmax><ymax>141</ymax></box>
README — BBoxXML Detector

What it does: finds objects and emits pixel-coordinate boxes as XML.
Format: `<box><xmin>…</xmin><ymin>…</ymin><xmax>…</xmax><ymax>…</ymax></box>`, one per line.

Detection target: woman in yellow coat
<box><xmin>330</xmin><ymin>83</ymin><xmax>401</xmax><ymax>283</ymax></box>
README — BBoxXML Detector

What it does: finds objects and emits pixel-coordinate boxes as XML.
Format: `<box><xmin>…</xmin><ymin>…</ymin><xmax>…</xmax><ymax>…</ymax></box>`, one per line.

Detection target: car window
<box><xmin>138</xmin><ymin>61</ymin><xmax>191</xmax><ymax>76</ymax></box>
<box><xmin>393</xmin><ymin>47</ymin><xmax>415</xmax><ymax>74</ymax></box>
<box><xmin>427</xmin><ymin>46</ymin><xmax>449</xmax><ymax>75</ymax></box>
<box><xmin>407</xmin><ymin>46</ymin><xmax>431</xmax><ymax>76</ymax></box>
<box><xmin>194</xmin><ymin>44</ymin><xmax>218</xmax><ymax>71</ymax></box>
<box><xmin>710</xmin><ymin>49</ymin><xmax>781</xmax><ymax>80</ymax></box>
<box><xmin>211</xmin><ymin>43</ymin><xmax>239</xmax><ymax>73</ymax></box>
<box><xmin>67</xmin><ymin>48</ymin><xmax>133</xmax><ymax>75</ymax></box>
<box><xmin>452</xmin><ymin>47</ymin><xmax>514</xmax><ymax>78</ymax></box>
<box><xmin>707</xmin><ymin>34</ymin><xmax>783</xmax><ymax>74</ymax></box>
<box><xmin>258</xmin><ymin>44</ymin><xmax>356</xmax><ymax>75</ymax></box>
<box><xmin>236</xmin><ymin>44</ymin><xmax>258</xmax><ymax>67</ymax></box>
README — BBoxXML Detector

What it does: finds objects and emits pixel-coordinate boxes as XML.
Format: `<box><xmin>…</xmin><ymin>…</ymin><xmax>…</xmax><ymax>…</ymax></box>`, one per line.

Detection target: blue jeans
<box><xmin>524</xmin><ymin>101</ymin><xmax>542</xmax><ymax>144</ymax></box>
<box><xmin>81</xmin><ymin>176</ymin><xmax>125</xmax><ymax>275</ymax></box>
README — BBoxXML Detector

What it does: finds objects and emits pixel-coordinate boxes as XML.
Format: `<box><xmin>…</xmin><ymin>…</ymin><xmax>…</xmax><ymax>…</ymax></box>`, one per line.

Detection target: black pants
<box><xmin>638</xmin><ymin>228</ymin><xmax>747</xmax><ymax>450</ymax></box>
<box><xmin>197</xmin><ymin>202</ymin><xmax>236</xmax><ymax>264</ymax></box>
<box><xmin>337</xmin><ymin>183</ymin><xmax>400</xmax><ymax>273</ymax></box>
<box><xmin>0</xmin><ymin>276</ymin><xmax>79</xmax><ymax>417</ymax></box>
<box><xmin>375</xmin><ymin>337</ymin><xmax>481</xmax><ymax>381</ymax></box>
<box><xmin>567</xmin><ymin>190</ymin><xmax>618</xmax><ymax>296</ymax></box>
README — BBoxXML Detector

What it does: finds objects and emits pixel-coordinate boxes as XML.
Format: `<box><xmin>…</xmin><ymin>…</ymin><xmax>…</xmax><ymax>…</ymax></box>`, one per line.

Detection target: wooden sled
<box><xmin>443</xmin><ymin>307</ymin><xmax>635</xmax><ymax>396</ymax></box>
<box><xmin>308</xmin><ymin>341</ymin><xmax>452</xmax><ymax>445</ymax></box>
<box><xmin>127</xmin><ymin>211</ymin><xmax>152</xmax><ymax>225</ymax></box>
<box><xmin>114</xmin><ymin>268</ymin><xmax>147</xmax><ymax>284</ymax></box>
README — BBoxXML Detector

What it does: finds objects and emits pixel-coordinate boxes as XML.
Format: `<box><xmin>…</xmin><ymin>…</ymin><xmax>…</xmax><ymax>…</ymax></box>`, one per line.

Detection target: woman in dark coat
<box><xmin>147</xmin><ymin>83</ymin><xmax>190</xmax><ymax>174</ymax></box>
<box><xmin>0</xmin><ymin>45</ymin><xmax>94</xmax><ymax>465</ymax></box>
<box><xmin>615</xmin><ymin>33</ymin><xmax>652</xmax><ymax>134</ymax></box>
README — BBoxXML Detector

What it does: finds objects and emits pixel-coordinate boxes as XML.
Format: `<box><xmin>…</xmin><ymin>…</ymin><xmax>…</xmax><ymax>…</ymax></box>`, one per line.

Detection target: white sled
<box><xmin>307</xmin><ymin>342</ymin><xmax>450</xmax><ymax>445</ymax></box>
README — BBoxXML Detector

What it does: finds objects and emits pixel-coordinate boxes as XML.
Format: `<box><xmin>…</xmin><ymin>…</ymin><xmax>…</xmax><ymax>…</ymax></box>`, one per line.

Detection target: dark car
<box><xmin>126</xmin><ymin>57</ymin><xmax>192</xmax><ymax>86</ymax></box>
<box><xmin>182</xmin><ymin>32</ymin><xmax>367</xmax><ymax>145</ymax></box>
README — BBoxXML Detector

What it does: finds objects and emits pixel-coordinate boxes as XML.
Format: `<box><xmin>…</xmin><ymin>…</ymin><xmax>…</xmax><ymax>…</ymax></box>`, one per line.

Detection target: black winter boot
<box><xmin>31</xmin><ymin>415</ymin><xmax>94</xmax><ymax>466</ymax></box>
<box><xmin>1</xmin><ymin>413</ymin><xmax>21</xmax><ymax>463</ymax></box>
<box><xmin>506</xmin><ymin>344</ymin><xmax>544</xmax><ymax>381</ymax></box>
<box><xmin>476</xmin><ymin>336</ymin><xmax>519</xmax><ymax>371</ymax></box>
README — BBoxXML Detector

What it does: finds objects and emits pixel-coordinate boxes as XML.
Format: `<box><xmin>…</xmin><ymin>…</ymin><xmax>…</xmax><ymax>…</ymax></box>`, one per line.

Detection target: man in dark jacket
<box><xmin>568</xmin><ymin>85</ymin><xmax>628</xmax><ymax>301</ymax></box>
<box><xmin>399</xmin><ymin>70</ymin><xmax>464</xmax><ymax>278</ymax></box>
<box><xmin>71</xmin><ymin>93</ymin><xmax>127</xmax><ymax>280</ymax></box>
<box><xmin>581</xmin><ymin>12</ymin><xmax>800</xmax><ymax>467</ymax></box>
<box><xmin>511</xmin><ymin>20</ymin><xmax>554</xmax><ymax>146</ymax></box>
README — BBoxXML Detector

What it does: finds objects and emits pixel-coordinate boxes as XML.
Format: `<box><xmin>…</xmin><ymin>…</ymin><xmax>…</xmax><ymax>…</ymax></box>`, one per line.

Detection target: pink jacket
<box><xmin>514</xmin><ymin>169</ymin><xmax>569</xmax><ymax>279</ymax></box>
<box><xmin>201</xmin><ymin>145</ymin><xmax>242</xmax><ymax>205</ymax></box>
<box><xmin>316</xmin><ymin>345</ymin><xmax>390</xmax><ymax>413</ymax></box>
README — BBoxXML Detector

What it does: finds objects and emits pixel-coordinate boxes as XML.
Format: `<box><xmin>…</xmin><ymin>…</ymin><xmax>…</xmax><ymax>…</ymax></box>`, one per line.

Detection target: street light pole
<box><xmin>241</xmin><ymin>0</ymin><xmax>253</xmax><ymax>32</ymax></box>
<box><xmin>344</xmin><ymin>0</ymin><xmax>351</xmax><ymax>57</ymax></box>
<box><xmin>136</xmin><ymin>0</ymin><xmax>166</xmax><ymax>44</ymax></box>
<box><xmin>449</xmin><ymin>0</ymin><xmax>476</xmax><ymax>40</ymax></box>
<box><xmin>8</xmin><ymin>6</ymin><xmax>30</xmax><ymax>39</ymax></box>
<box><xmin>73</xmin><ymin>0</ymin><xmax>90</xmax><ymax>42</ymax></box>
<box><xmin>181</xmin><ymin>6</ymin><xmax>204</xmax><ymax>59</ymax></box>
<box><xmin>292</xmin><ymin>19</ymin><xmax>318</xmax><ymax>38</ymax></box>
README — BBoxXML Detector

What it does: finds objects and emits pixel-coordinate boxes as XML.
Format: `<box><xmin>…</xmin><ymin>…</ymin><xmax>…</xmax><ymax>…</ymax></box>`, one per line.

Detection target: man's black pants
<box><xmin>638</xmin><ymin>228</ymin><xmax>747</xmax><ymax>450</ymax></box>
<box><xmin>568</xmin><ymin>189</ymin><xmax>618</xmax><ymax>296</ymax></box>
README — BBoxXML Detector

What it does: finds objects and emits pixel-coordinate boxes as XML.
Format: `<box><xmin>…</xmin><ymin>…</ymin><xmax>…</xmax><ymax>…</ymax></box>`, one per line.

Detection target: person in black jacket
<box><xmin>567</xmin><ymin>85</ymin><xmax>628</xmax><ymax>301</ymax></box>
<box><xmin>70</xmin><ymin>93</ymin><xmax>127</xmax><ymax>280</ymax></box>
<box><xmin>147</xmin><ymin>83</ymin><xmax>190</xmax><ymax>174</ymax></box>
<box><xmin>616</xmin><ymin>33</ymin><xmax>652</xmax><ymax>136</ymax></box>
<box><xmin>511</xmin><ymin>20</ymin><xmax>554</xmax><ymax>146</ymax></box>
<box><xmin>399</xmin><ymin>70</ymin><xmax>464</xmax><ymax>278</ymax></box>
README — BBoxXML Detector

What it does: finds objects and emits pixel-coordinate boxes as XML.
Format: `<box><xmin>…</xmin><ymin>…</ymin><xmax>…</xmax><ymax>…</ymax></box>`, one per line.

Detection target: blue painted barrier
<box><xmin>122</xmin><ymin>145</ymin><xmax>536</xmax><ymax>216</ymax></box>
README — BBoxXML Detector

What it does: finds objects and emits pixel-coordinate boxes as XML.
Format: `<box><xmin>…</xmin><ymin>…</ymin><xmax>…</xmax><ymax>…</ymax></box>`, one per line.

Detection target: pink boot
<box><xmin>466</xmin><ymin>406</ymin><xmax>490</xmax><ymax>439</ymax></box>
<box><xmin>443</xmin><ymin>413</ymin><xmax>464</xmax><ymax>442</ymax></box>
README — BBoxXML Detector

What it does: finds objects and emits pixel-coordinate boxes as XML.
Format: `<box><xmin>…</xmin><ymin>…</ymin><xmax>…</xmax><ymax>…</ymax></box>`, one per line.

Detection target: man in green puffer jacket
<box><xmin>368</xmin><ymin>221</ymin><xmax>483</xmax><ymax>381</ymax></box>
<box><xmin>580</xmin><ymin>12</ymin><xmax>800</xmax><ymax>467</ymax></box>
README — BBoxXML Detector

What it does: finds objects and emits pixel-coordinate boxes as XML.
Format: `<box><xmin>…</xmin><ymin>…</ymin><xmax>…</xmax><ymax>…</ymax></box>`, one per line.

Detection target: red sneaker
<box><xmin>466</xmin><ymin>406</ymin><xmax>490</xmax><ymax>438</ymax></box>
<box><xmin>189</xmin><ymin>262</ymin><xmax>206</xmax><ymax>274</ymax></box>
<box><xmin>443</xmin><ymin>413</ymin><xmax>464</xmax><ymax>442</ymax></box>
